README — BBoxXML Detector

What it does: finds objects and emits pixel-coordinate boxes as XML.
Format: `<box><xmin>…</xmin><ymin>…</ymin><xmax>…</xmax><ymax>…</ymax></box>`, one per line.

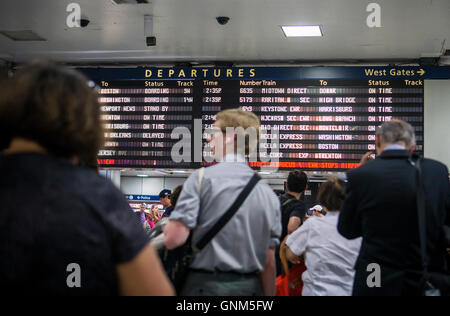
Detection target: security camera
<box><xmin>80</xmin><ymin>18</ymin><xmax>90</xmax><ymax>28</ymax></box>
<box><xmin>144</xmin><ymin>15</ymin><xmax>156</xmax><ymax>47</ymax></box>
<box><xmin>146</xmin><ymin>36</ymin><xmax>156</xmax><ymax>46</ymax></box>
<box><xmin>216</xmin><ymin>17</ymin><xmax>230</xmax><ymax>25</ymax></box>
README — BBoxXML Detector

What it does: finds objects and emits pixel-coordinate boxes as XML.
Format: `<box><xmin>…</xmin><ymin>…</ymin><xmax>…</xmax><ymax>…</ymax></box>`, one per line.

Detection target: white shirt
<box><xmin>286</xmin><ymin>212</ymin><xmax>362</xmax><ymax>296</ymax></box>
<box><xmin>221</xmin><ymin>153</ymin><xmax>246</xmax><ymax>163</ymax></box>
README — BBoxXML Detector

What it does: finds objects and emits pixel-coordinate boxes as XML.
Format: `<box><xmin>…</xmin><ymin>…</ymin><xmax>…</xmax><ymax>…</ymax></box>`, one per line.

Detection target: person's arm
<box><xmin>164</xmin><ymin>220</ymin><xmax>191</xmax><ymax>250</ymax></box>
<box><xmin>337</xmin><ymin>172</ymin><xmax>362</xmax><ymax>239</ymax></box>
<box><xmin>287</xmin><ymin>202</ymin><xmax>306</xmax><ymax>234</ymax></box>
<box><xmin>360</xmin><ymin>151</ymin><xmax>374</xmax><ymax>165</ymax></box>
<box><xmin>103</xmin><ymin>183</ymin><xmax>173</xmax><ymax>296</ymax></box>
<box><xmin>260</xmin><ymin>194</ymin><xmax>281</xmax><ymax>296</ymax></box>
<box><xmin>260</xmin><ymin>248</ymin><xmax>276</xmax><ymax>296</ymax></box>
<box><xmin>164</xmin><ymin>171</ymin><xmax>202</xmax><ymax>248</ymax></box>
<box><xmin>287</xmin><ymin>216</ymin><xmax>301</xmax><ymax>234</ymax></box>
<box><xmin>117</xmin><ymin>243</ymin><xmax>175</xmax><ymax>296</ymax></box>
<box><xmin>286</xmin><ymin>245</ymin><xmax>303</xmax><ymax>265</ymax></box>
<box><xmin>285</xmin><ymin>219</ymin><xmax>310</xmax><ymax>262</ymax></box>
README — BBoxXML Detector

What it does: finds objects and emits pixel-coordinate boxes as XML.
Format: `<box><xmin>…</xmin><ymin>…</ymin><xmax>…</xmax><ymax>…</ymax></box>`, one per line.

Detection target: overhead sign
<box><xmin>77</xmin><ymin>66</ymin><xmax>438</xmax><ymax>171</ymax></box>
<box><xmin>125</xmin><ymin>195</ymin><xmax>159</xmax><ymax>201</ymax></box>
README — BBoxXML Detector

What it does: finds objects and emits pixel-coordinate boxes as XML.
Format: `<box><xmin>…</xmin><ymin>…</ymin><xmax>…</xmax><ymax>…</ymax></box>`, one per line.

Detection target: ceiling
<box><xmin>0</xmin><ymin>0</ymin><xmax>449</xmax><ymax>65</ymax></box>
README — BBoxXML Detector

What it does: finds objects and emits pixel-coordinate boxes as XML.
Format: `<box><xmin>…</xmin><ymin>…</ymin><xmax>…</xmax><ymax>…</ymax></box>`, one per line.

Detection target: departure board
<box><xmin>78</xmin><ymin>66</ymin><xmax>448</xmax><ymax>171</ymax></box>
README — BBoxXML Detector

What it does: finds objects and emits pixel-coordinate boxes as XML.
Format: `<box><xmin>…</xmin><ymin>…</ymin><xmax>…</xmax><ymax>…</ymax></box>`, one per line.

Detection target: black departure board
<box><xmin>78</xmin><ymin>66</ymin><xmax>445</xmax><ymax>171</ymax></box>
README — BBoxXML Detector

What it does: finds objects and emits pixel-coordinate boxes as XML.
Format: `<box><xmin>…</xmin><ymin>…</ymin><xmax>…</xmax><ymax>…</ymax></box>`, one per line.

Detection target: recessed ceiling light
<box><xmin>281</xmin><ymin>25</ymin><xmax>323</xmax><ymax>37</ymax></box>
<box><xmin>137</xmin><ymin>174</ymin><xmax>149</xmax><ymax>178</ymax></box>
<box><xmin>111</xmin><ymin>0</ymin><xmax>149</xmax><ymax>4</ymax></box>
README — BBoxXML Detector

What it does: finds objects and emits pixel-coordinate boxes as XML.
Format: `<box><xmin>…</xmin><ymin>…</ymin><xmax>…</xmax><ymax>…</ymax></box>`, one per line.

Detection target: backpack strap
<box><xmin>195</xmin><ymin>173</ymin><xmax>261</xmax><ymax>251</ymax></box>
<box><xmin>198</xmin><ymin>167</ymin><xmax>205</xmax><ymax>195</ymax></box>
<box><xmin>282</xmin><ymin>198</ymin><xmax>295</xmax><ymax>207</ymax></box>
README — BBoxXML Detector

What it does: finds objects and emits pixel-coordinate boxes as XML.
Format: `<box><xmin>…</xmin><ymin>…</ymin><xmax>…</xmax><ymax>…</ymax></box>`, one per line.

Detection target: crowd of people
<box><xmin>140</xmin><ymin>204</ymin><xmax>161</xmax><ymax>232</ymax></box>
<box><xmin>0</xmin><ymin>62</ymin><xmax>448</xmax><ymax>296</ymax></box>
<box><xmin>136</xmin><ymin>186</ymin><xmax>184</xmax><ymax>234</ymax></box>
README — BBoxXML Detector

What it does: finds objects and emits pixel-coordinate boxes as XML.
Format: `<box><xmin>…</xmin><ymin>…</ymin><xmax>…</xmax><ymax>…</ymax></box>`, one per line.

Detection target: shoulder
<box><xmin>291</xmin><ymin>199</ymin><xmax>305</xmax><ymax>208</ymax></box>
<box><xmin>421</xmin><ymin>158</ymin><xmax>449</xmax><ymax>184</ymax></box>
<box><xmin>305</xmin><ymin>215</ymin><xmax>324</xmax><ymax>228</ymax></box>
<box><xmin>181</xmin><ymin>168</ymin><xmax>204</xmax><ymax>188</ymax></box>
<box><xmin>346</xmin><ymin>159</ymin><xmax>380</xmax><ymax>183</ymax></box>
<box><xmin>422</xmin><ymin>158</ymin><xmax>449</xmax><ymax>173</ymax></box>
<box><xmin>349</xmin><ymin>158</ymin><xmax>379</xmax><ymax>174</ymax></box>
<box><xmin>258</xmin><ymin>178</ymin><xmax>279</xmax><ymax>201</ymax></box>
<box><xmin>292</xmin><ymin>216</ymin><xmax>315</xmax><ymax>236</ymax></box>
<box><xmin>286</xmin><ymin>199</ymin><xmax>306</xmax><ymax>217</ymax></box>
<box><xmin>186</xmin><ymin>168</ymin><xmax>202</xmax><ymax>182</ymax></box>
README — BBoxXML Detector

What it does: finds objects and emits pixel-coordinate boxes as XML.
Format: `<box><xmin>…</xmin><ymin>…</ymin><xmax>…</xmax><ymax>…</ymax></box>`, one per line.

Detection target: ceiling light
<box><xmin>281</xmin><ymin>25</ymin><xmax>323</xmax><ymax>37</ymax></box>
<box><xmin>137</xmin><ymin>174</ymin><xmax>149</xmax><ymax>178</ymax></box>
<box><xmin>111</xmin><ymin>0</ymin><xmax>149</xmax><ymax>4</ymax></box>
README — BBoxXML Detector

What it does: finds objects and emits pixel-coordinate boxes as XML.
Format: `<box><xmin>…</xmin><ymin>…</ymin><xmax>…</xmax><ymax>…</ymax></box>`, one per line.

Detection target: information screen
<box><xmin>79</xmin><ymin>66</ymin><xmax>434</xmax><ymax>171</ymax></box>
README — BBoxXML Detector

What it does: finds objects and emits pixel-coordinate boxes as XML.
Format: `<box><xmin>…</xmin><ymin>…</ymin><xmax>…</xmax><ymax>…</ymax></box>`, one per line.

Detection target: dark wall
<box><xmin>300</xmin><ymin>181</ymin><xmax>322</xmax><ymax>210</ymax></box>
<box><xmin>0</xmin><ymin>62</ymin><xmax>8</xmax><ymax>79</ymax></box>
<box><xmin>0</xmin><ymin>61</ymin><xmax>11</xmax><ymax>152</ymax></box>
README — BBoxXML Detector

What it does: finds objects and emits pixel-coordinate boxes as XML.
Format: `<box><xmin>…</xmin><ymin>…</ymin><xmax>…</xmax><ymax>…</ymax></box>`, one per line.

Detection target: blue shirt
<box><xmin>383</xmin><ymin>144</ymin><xmax>406</xmax><ymax>151</ymax></box>
<box><xmin>0</xmin><ymin>153</ymin><xmax>149</xmax><ymax>296</ymax></box>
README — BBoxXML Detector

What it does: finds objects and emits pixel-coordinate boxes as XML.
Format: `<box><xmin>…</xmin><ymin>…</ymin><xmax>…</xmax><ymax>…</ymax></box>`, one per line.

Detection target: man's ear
<box><xmin>224</xmin><ymin>133</ymin><xmax>235</xmax><ymax>145</ymax></box>
<box><xmin>409</xmin><ymin>143</ymin><xmax>416</xmax><ymax>154</ymax></box>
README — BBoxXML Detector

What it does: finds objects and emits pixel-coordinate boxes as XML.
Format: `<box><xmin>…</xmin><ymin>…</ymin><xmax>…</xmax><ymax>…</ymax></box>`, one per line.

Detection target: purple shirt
<box><xmin>140</xmin><ymin>211</ymin><xmax>146</xmax><ymax>224</ymax></box>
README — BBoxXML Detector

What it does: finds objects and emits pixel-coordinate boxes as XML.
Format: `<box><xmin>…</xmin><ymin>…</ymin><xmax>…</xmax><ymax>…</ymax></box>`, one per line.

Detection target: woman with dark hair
<box><xmin>0</xmin><ymin>62</ymin><xmax>174</xmax><ymax>296</ymax></box>
<box><xmin>284</xmin><ymin>178</ymin><xmax>362</xmax><ymax>296</ymax></box>
<box><xmin>169</xmin><ymin>185</ymin><xmax>183</xmax><ymax>209</ymax></box>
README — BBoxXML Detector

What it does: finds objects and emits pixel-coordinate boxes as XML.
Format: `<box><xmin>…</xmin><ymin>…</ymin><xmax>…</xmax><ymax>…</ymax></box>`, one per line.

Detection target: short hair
<box><xmin>376</xmin><ymin>120</ymin><xmax>416</xmax><ymax>148</ymax></box>
<box><xmin>287</xmin><ymin>170</ymin><xmax>308</xmax><ymax>193</ymax></box>
<box><xmin>170</xmin><ymin>185</ymin><xmax>183</xmax><ymax>208</ymax></box>
<box><xmin>216</xmin><ymin>108</ymin><xmax>260</xmax><ymax>156</ymax></box>
<box><xmin>0</xmin><ymin>61</ymin><xmax>103</xmax><ymax>163</ymax></box>
<box><xmin>317</xmin><ymin>178</ymin><xmax>346</xmax><ymax>212</ymax></box>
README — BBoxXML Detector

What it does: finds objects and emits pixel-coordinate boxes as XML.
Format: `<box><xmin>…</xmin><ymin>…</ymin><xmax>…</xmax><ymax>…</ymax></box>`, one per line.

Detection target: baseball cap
<box><xmin>306</xmin><ymin>204</ymin><xmax>324</xmax><ymax>216</ymax></box>
<box><xmin>159</xmin><ymin>189</ymin><xmax>171</xmax><ymax>199</ymax></box>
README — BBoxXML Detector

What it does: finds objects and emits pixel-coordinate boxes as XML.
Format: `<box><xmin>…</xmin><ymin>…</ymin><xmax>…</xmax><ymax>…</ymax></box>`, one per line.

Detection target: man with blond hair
<box><xmin>164</xmin><ymin>109</ymin><xmax>281</xmax><ymax>296</ymax></box>
<box><xmin>338</xmin><ymin>120</ymin><xmax>450</xmax><ymax>296</ymax></box>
